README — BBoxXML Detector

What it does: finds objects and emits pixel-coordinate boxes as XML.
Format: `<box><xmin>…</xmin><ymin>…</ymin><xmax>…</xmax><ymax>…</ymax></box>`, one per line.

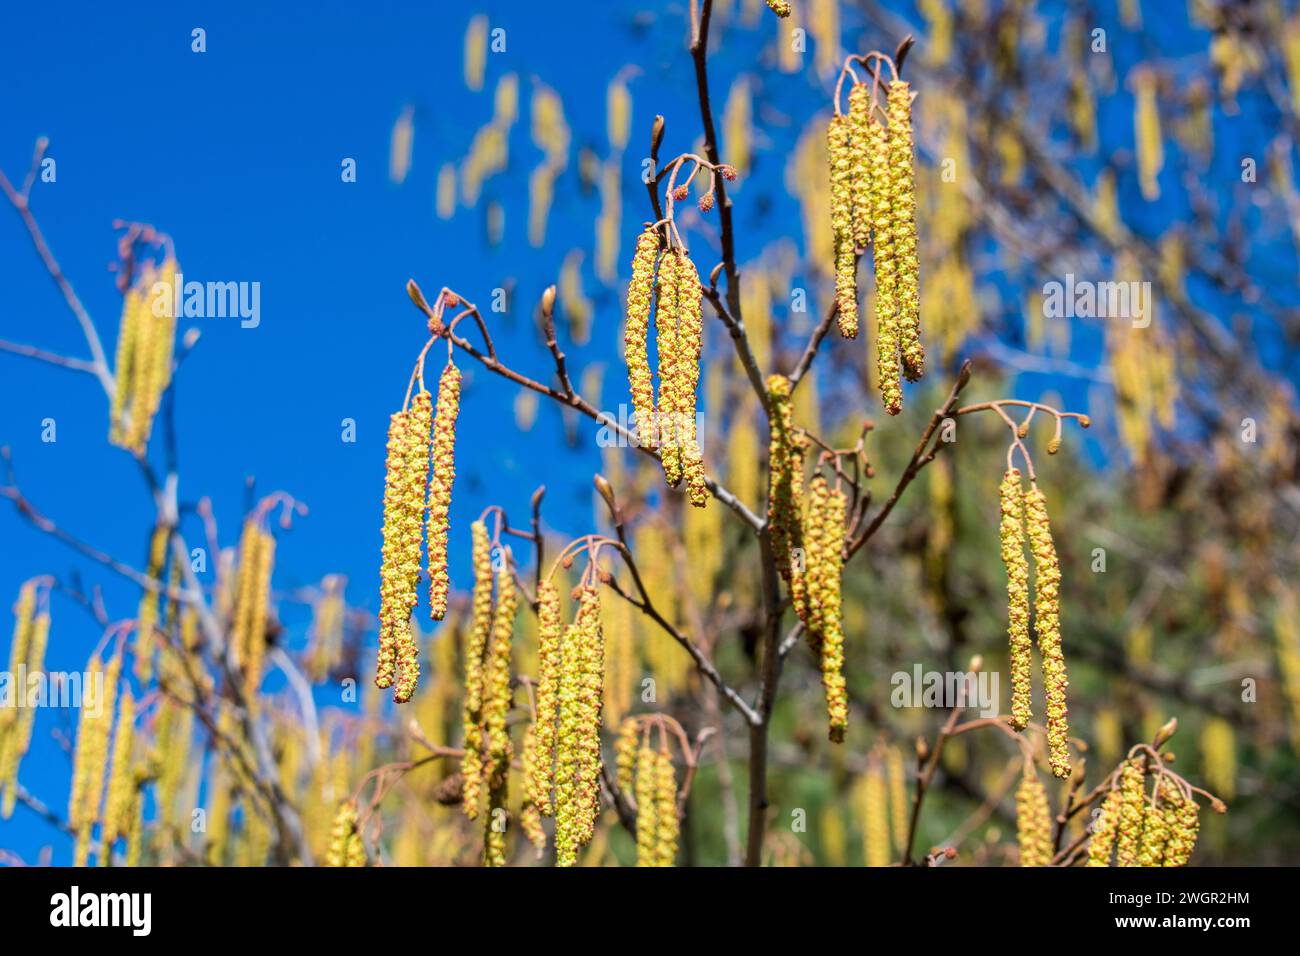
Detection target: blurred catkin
<box><xmin>1000</xmin><ymin>470</ymin><xmax>1033</xmax><ymax>730</ymax></box>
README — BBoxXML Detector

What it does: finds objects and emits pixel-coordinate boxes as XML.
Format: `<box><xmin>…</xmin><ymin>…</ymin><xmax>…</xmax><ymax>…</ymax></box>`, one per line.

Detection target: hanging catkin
<box><xmin>625</xmin><ymin>226</ymin><xmax>659</xmax><ymax>448</ymax></box>
<box><xmin>1115</xmin><ymin>758</ymin><xmax>1146</xmax><ymax>867</ymax></box>
<box><xmin>828</xmin><ymin>114</ymin><xmax>859</xmax><ymax>338</ymax></box>
<box><xmin>767</xmin><ymin>375</ymin><xmax>807</xmax><ymax>616</ymax></box>
<box><xmin>377</xmin><ymin>408</ymin><xmax>411</xmax><ymax>691</ymax></box>
<box><xmin>806</xmin><ymin>475</ymin><xmax>848</xmax><ymax>741</ymax></box>
<box><xmin>427</xmin><ymin>362</ymin><xmax>462</xmax><ymax>622</ymax></box>
<box><xmin>674</xmin><ymin>251</ymin><xmax>709</xmax><ymax>507</ymax></box>
<box><xmin>102</xmin><ymin>691</ymin><xmax>136</xmax><ymax>846</ymax></box>
<box><xmin>1162</xmin><ymin>787</ymin><xmax>1200</xmax><ymax>867</ymax></box>
<box><xmin>460</xmin><ymin>521</ymin><xmax>494</xmax><ymax>818</ymax></box>
<box><xmin>848</xmin><ymin>83</ymin><xmax>873</xmax><ymax>250</ymax></box>
<box><xmin>530</xmin><ymin>581</ymin><xmax>563</xmax><ymax>815</ymax></box>
<box><xmin>1087</xmin><ymin>786</ymin><xmax>1123</xmax><ymax>866</ymax></box>
<box><xmin>1015</xmin><ymin>762</ymin><xmax>1053</xmax><ymax>867</ymax></box>
<box><xmin>326</xmin><ymin>801</ymin><xmax>366</xmax><ymax>867</ymax></box>
<box><xmin>654</xmin><ymin>745</ymin><xmax>679</xmax><ymax>866</ymax></box>
<box><xmin>69</xmin><ymin>651</ymin><xmax>121</xmax><ymax>865</ymax></box>
<box><xmin>634</xmin><ymin>743</ymin><xmax>658</xmax><ymax>866</ymax></box>
<box><xmin>483</xmin><ymin>553</ymin><xmax>517</xmax><ymax>789</ymax></box>
<box><xmin>999</xmin><ymin>470</ymin><xmax>1032</xmax><ymax>730</ymax></box>
<box><xmin>1138</xmin><ymin>780</ymin><xmax>1170</xmax><ymax>866</ymax></box>
<box><xmin>655</xmin><ymin>250</ymin><xmax>683</xmax><ymax>483</ymax></box>
<box><xmin>554</xmin><ymin>614</ymin><xmax>586</xmax><ymax>866</ymax></box>
<box><xmin>573</xmin><ymin>586</ymin><xmax>605</xmax><ymax>848</ymax></box>
<box><xmin>614</xmin><ymin>716</ymin><xmax>638</xmax><ymax>799</ymax></box>
<box><xmin>0</xmin><ymin>586</ymin><xmax>47</xmax><ymax>818</ymax></box>
<box><xmin>868</xmin><ymin>113</ymin><xmax>901</xmax><ymax>414</ymax></box>
<box><xmin>888</xmin><ymin>80</ymin><xmax>924</xmax><ymax>382</ymax></box>
<box><xmin>1025</xmin><ymin>485</ymin><xmax>1070</xmax><ymax>778</ymax></box>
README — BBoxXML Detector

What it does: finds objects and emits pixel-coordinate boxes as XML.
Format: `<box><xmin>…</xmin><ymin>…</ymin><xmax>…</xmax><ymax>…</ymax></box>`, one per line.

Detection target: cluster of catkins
<box><xmin>766</xmin><ymin>375</ymin><xmax>849</xmax><ymax>741</ymax></box>
<box><xmin>1088</xmin><ymin>758</ymin><xmax>1202</xmax><ymax>867</ymax></box>
<box><xmin>325</xmin><ymin>801</ymin><xmax>368</xmax><ymax>867</ymax></box>
<box><xmin>232</xmin><ymin>518</ymin><xmax>275</xmax><ymax>702</ymax></box>
<box><xmin>523</xmin><ymin>577</ymin><xmax>607</xmax><ymax>866</ymax></box>
<box><xmin>828</xmin><ymin>76</ymin><xmax>922</xmax><ymax>415</ymax></box>
<box><xmin>458</xmin><ymin>523</ymin><xmax>518</xmax><ymax>867</ymax></box>
<box><xmin>624</xmin><ymin>226</ymin><xmax>708</xmax><ymax>507</ymax></box>
<box><xmin>109</xmin><ymin>257</ymin><xmax>179</xmax><ymax>454</ymax></box>
<box><xmin>614</xmin><ymin>718</ymin><xmax>680</xmax><ymax>866</ymax></box>
<box><xmin>998</xmin><ymin>469</ymin><xmax>1071</xmax><ymax>777</ymax></box>
<box><xmin>376</xmin><ymin>358</ymin><xmax>462</xmax><ymax>703</ymax></box>
<box><xmin>0</xmin><ymin>581</ymin><xmax>51</xmax><ymax>818</ymax></box>
<box><xmin>68</xmin><ymin>646</ymin><xmax>144</xmax><ymax>866</ymax></box>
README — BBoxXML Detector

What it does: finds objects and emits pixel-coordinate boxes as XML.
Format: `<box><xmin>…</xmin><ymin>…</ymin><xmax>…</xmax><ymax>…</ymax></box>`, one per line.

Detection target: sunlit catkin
<box><xmin>634</xmin><ymin>743</ymin><xmax>658</xmax><ymax>866</ymax></box>
<box><xmin>427</xmin><ymin>363</ymin><xmax>461</xmax><ymax>622</ymax></box>
<box><xmin>674</xmin><ymin>251</ymin><xmax>709</xmax><ymax>507</ymax></box>
<box><xmin>625</xmin><ymin>227</ymin><xmax>659</xmax><ymax>448</ymax></box>
<box><xmin>573</xmin><ymin>586</ymin><xmax>605</xmax><ymax>848</ymax></box>
<box><xmin>999</xmin><ymin>470</ymin><xmax>1032</xmax><ymax>730</ymax></box>
<box><xmin>848</xmin><ymin>84</ymin><xmax>873</xmax><ymax>250</ymax></box>
<box><xmin>615</xmin><ymin>716</ymin><xmax>639</xmax><ymax>800</ymax></box>
<box><xmin>1016</xmin><ymin>763</ymin><xmax>1053</xmax><ymax>867</ymax></box>
<box><xmin>531</xmin><ymin>581</ymin><xmax>563</xmax><ymax>814</ymax></box>
<box><xmin>554</xmin><ymin>615</ymin><xmax>585</xmax><ymax>866</ymax></box>
<box><xmin>828</xmin><ymin>114</ymin><xmax>859</xmax><ymax>338</ymax></box>
<box><xmin>869</xmin><ymin>114</ymin><xmax>901</xmax><ymax>414</ymax></box>
<box><xmin>807</xmin><ymin>476</ymin><xmax>848</xmax><ymax>741</ymax></box>
<box><xmin>460</xmin><ymin>521</ymin><xmax>494</xmax><ymax>818</ymax></box>
<box><xmin>1087</xmin><ymin>786</ymin><xmax>1123</xmax><ymax>866</ymax></box>
<box><xmin>766</xmin><ymin>375</ymin><xmax>807</xmax><ymax>617</ymax></box>
<box><xmin>888</xmin><ymin>80</ymin><xmax>923</xmax><ymax>382</ymax></box>
<box><xmin>102</xmin><ymin>691</ymin><xmax>136</xmax><ymax>846</ymax></box>
<box><xmin>483</xmin><ymin>555</ymin><xmax>517</xmax><ymax>787</ymax></box>
<box><xmin>1024</xmin><ymin>485</ymin><xmax>1070</xmax><ymax>777</ymax></box>
<box><xmin>1138</xmin><ymin>781</ymin><xmax>1170</xmax><ymax>866</ymax></box>
<box><xmin>1115</xmin><ymin>758</ymin><xmax>1146</xmax><ymax>867</ymax></box>
<box><xmin>655</xmin><ymin>249</ymin><xmax>683</xmax><ymax>482</ymax></box>
<box><xmin>654</xmin><ymin>745</ymin><xmax>679</xmax><ymax>866</ymax></box>
<box><xmin>0</xmin><ymin>591</ymin><xmax>47</xmax><ymax>819</ymax></box>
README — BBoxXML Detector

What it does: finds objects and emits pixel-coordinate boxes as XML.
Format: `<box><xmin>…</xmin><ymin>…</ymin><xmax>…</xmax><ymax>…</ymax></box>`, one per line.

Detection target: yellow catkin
<box><xmin>1162</xmin><ymin>787</ymin><xmax>1200</xmax><ymax>867</ymax></box>
<box><xmin>806</xmin><ymin>476</ymin><xmax>848</xmax><ymax>741</ymax></box>
<box><xmin>554</xmin><ymin>615</ymin><xmax>585</xmax><ymax>866</ymax></box>
<box><xmin>127</xmin><ymin>257</ymin><xmax>178</xmax><ymax>454</ymax></box>
<box><xmin>483</xmin><ymin>556</ymin><xmax>516</xmax><ymax>789</ymax></box>
<box><xmin>109</xmin><ymin>282</ymin><xmax>144</xmax><ymax>447</ymax></box>
<box><xmin>427</xmin><ymin>363</ymin><xmax>461</xmax><ymax>622</ymax></box>
<box><xmin>70</xmin><ymin>652</ymin><xmax>120</xmax><ymax>864</ymax></box>
<box><xmin>655</xmin><ymin>249</ymin><xmax>683</xmax><ymax>482</ymax></box>
<box><xmin>377</xmin><ymin>400</ymin><xmax>419</xmax><ymax>693</ymax></box>
<box><xmin>1138</xmin><ymin>780</ymin><xmax>1171</xmax><ymax>866</ymax></box>
<box><xmin>460</xmin><ymin>521</ymin><xmax>494</xmax><ymax>818</ymax></box>
<box><xmin>483</xmin><ymin>771</ymin><xmax>508</xmax><ymax>867</ymax></box>
<box><xmin>634</xmin><ymin>743</ymin><xmax>658</xmax><ymax>866</ymax></box>
<box><xmin>134</xmin><ymin>525</ymin><xmax>169</xmax><ymax>683</ymax></box>
<box><xmin>1087</xmin><ymin>787</ymin><xmax>1123</xmax><ymax>866</ymax></box>
<box><xmin>888</xmin><ymin>80</ymin><xmax>923</xmax><ymax>382</ymax></box>
<box><xmin>1133</xmin><ymin>68</ymin><xmax>1163</xmax><ymax>201</ymax></box>
<box><xmin>1</xmin><ymin>595</ymin><xmax>47</xmax><ymax>818</ymax></box>
<box><xmin>828</xmin><ymin>115</ymin><xmax>858</xmax><ymax>338</ymax></box>
<box><xmin>847</xmin><ymin>84</ymin><xmax>873</xmax><ymax>250</ymax></box>
<box><xmin>102</xmin><ymin>691</ymin><xmax>136</xmax><ymax>846</ymax></box>
<box><xmin>1000</xmin><ymin>470</ymin><xmax>1032</xmax><ymax>730</ymax></box>
<box><xmin>1200</xmin><ymin>717</ymin><xmax>1235</xmax><ymax>802</ymax></box>
<box><xmin>520</xmin><ymin>726</ymin><xmax>548</xmax><ymax>851</ymax></box>
<box><xmin>863</xmin><ymin>763</ymin><xmax>891</xmax><ymax>867</ymax></box>
<box><xmin>1016</xmin><ymin>763</ymin><xmax>1053</xmax><ymax>867</ymax></box>
<box><xmin>766</xmin><ymin>375</ymin><xmax>808</xmax><ymax>620</ymax></box>
<box><xmin>885</xmin><ymin>745</ymin><xmax>909</xmax><ymax>850</ymax></box>
<box><xmin>326</xmin><ymin>801</ymin><xmax>366</xmax><ymax>867</ymax></box>
<box><xmin>654</xmin><ymin>745</ymin><xmax>679</xmax><ymax>866</ymax></box>
<box><xmin>614</xmin><ymin>717</ymin><xmax>638</xmax><ymax>798</ymax></box>
<box><xmin>625</xmin><ymin>227</ymin><xmax>659</xmax><ymax>449</ymax></box>
<box><xmin>1025</xmin><ymin>486</ymin><xmax>1070</xmax><ymax>778</ymax></box>
<box><xmin>393</xmin><ymin>391</ymin><xmax>433</xmax><ymax>703</ymax></box>
<box><xmin>243</xmin><ymin>529</ymin><xmax>275</xmax><ymax>703</ymax></box>
<box><xmin>673</xmin><ymin>251</ymin><xmax>709</xmax><ymax>507</ymax></box>
<box><xmin>573</xmin><ymin>587</ymin><xmax>605</xmax><ymax>848</ymax></box>
<box><xmin>530</xmin><ymin>581</ymin><xmax>563</xmax><ymax>814</ymax></box>
<box><xmin>868</xmin><ymin>114</ymin><xmax>901</xmax><ymax>414</ymax></box>
<box><xmin>1115</xmin><ymin>758</ymin><xmax>1146</xmax><ymax>867</ymax></box>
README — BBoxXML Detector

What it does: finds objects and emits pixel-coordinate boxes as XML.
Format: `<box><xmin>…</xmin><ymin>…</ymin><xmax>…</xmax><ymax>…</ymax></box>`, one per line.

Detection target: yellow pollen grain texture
<box><xmin>1025</xmin><ymin>485</ymin><xmax>1070</xmax><ymax>778</ymax></box>
<box><xmin>869</xmin><ymin>115</ymin><xmax>901</xmax><ymax>413</ymax></box>
<box><xmin>655</xmin><ymin>249</ymin><xmax>683</xmax><ymax>484</ymax></box>
<box><xmin>625</xmin><ymin>227</ymin><xmax>659</xmax><ymax>449</ymax></box>
<box><xmin>427</xmin><ymin>362</ymin><xmax>462</xmax><ymax>622</ymax></box>
<box><xmin>828</xmin><ymin>115</ymin><xmax>859</xmax><ymax>339</ymax></box>
<box><xmin>888</xmin><ymin>80</ymin><xmax>924</xmax><ymax>383</ymax></box>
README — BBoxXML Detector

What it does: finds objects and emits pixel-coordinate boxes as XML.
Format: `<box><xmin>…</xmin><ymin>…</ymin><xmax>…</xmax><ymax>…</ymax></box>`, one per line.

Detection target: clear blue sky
<box><xmin>0</xmin><ymin>0</ymin><xmax>1287</xmax><ymax>864</ymax></box>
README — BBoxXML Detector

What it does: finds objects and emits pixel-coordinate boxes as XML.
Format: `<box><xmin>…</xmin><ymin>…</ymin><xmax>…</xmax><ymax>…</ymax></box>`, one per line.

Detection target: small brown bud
<box><xmin>540</xmin><ymin>284</ymin><xmax>556</xmax><ymax>318</ymax></box>
<box><xmin>593</xmin><ymin>474</ymin><xmax>617</xmax><ymax>513</ymax></box>
<box><xmin>1153</xmin><ymin>717</ymin><xmax>1178</xmax><ymax>749</ymax></box>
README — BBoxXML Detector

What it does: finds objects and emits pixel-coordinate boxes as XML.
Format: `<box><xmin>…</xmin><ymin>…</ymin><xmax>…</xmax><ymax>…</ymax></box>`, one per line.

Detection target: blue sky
<box><xmin>1</xmin><ymin>0</ymin><xmax>1292</xmax><ymax>864</ymax></box>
